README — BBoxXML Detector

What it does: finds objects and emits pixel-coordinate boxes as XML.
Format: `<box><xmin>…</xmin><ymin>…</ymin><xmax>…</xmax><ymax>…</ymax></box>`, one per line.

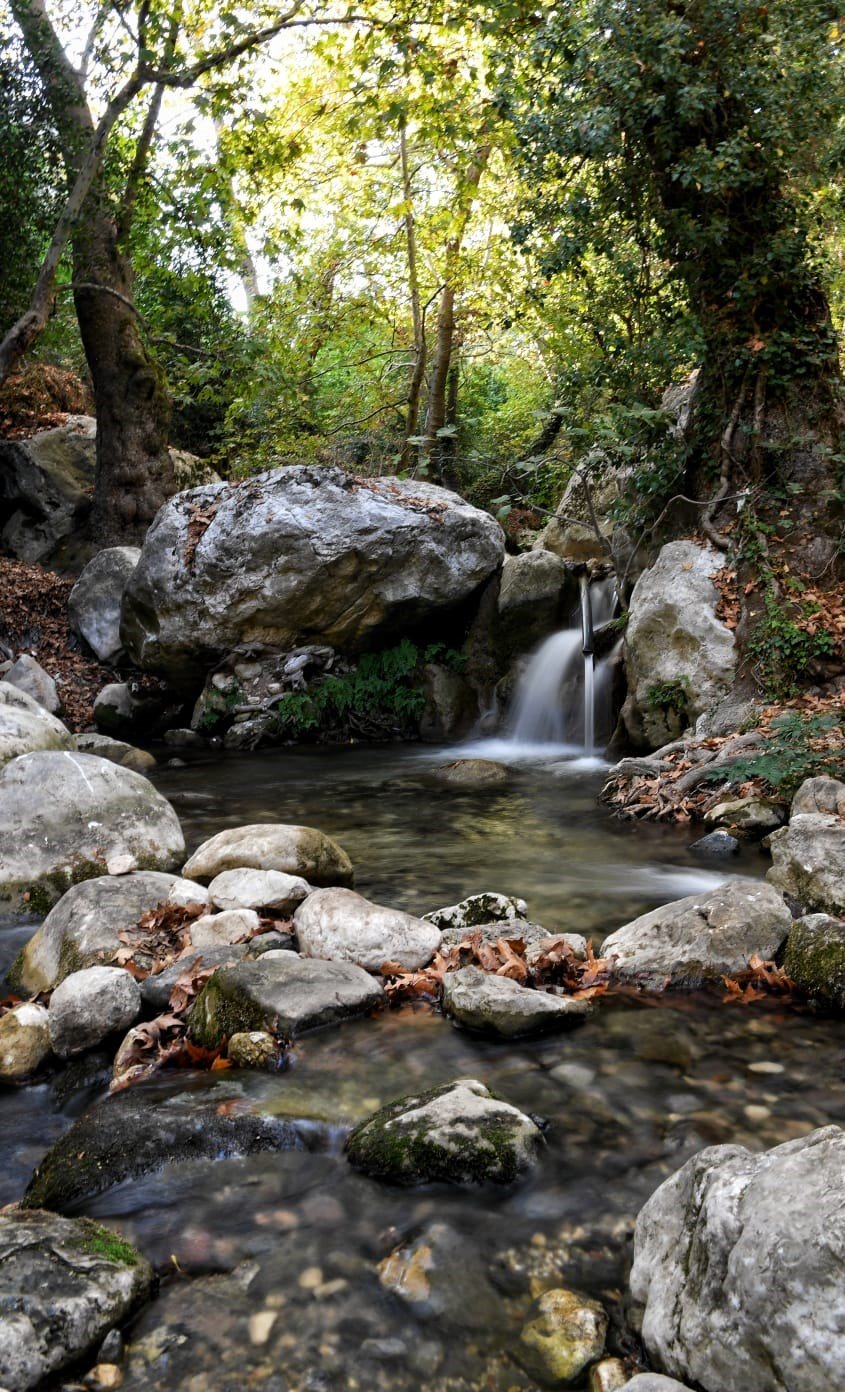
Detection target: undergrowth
<box><xmin>703</xmin><ymin>711</ymin><xmax>845</xmax><ymax>797</ymax></box>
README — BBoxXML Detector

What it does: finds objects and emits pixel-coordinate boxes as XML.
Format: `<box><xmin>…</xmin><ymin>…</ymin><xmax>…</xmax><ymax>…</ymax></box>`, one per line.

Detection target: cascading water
<box><xmin>506</xmin><ymin>573</ymin><xmax>618</xmax><ymax>752</ymax></box>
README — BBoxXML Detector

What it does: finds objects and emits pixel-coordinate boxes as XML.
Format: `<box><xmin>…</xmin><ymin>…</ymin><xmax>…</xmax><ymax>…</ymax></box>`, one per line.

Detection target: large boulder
<box><xmin>188</xmin><ymin>952</ymin><xmax>384</xmax><ymax>1046</ymax></box>
<box><xmin>0</xmin><ymin>753</ymin><xmax>185</xmax><ymax>915</ymax></box>
<box><xmin>0</xmin><ymin>1210</ymin><xmax>153</xmax><ymax>1392</ymax></box>
<box><xmin>629</xmin><ymin>1126</ymin><xmax>845</xmax><ymax>1392</ymax></box>
<box><xmin>68</xmin><ymin>546</ymin><xmax>141</xmax><ymax>663</ymax></box>
<box><xmin>621</xmin><ymin>541</ymin><xmax>736</xmax><ymax>750</ymax></box>
<box><xmin>441</xmin><ymin>966</ymin><xmax>590</xmax><ymax>1038</ymax></box>
<box><xmin>8</xmin><ymin>870</ymin><xmax>204</xmax><ymax>995</ymax></box>
<box><xmin>767</xmin><ymin>813</ymin><xmax>845</xmax><ymax>915</ymax></box>
<box><xmin>782</xmin><ymin>914</ymin><xmax>845</xmax><ymax>1009</ymax></box>
<box><xmin>47</xmin><ymin>965</ymin><xmax>141</xmax><ymax>1057</ymax></box>
<box><xmin>120</xmin><ymin>465</ymin><xmax>505</xmax><ymax>684</ymax></box>
<box><xmin>294</xmin><ymin>887</ymin><xmax>441</xmax><ymax>972</ymax></box>
<box><xmin>183</xmin><ymin>822</ymin><xmax>353</xmax><ymax>887</ymax></box>
<box><xmin>346</xmin><ymin>1077</ymin><xmax>544</xmax><ymax>1185</ymax></box>
<box><xmin>0</xmin><ymin>416</ymin><xmax>219</xmax><ymax>565</ymax></box>
<box><xmin>600</xmin><ymin>880</ymin><xmax>791</xmax><ymax>989</ymax></box>
<box><xmin>495</xmin><ymin>551</ymin><xmax>574</xmax><ymax>659</ymax></box>
<box><xmin>0</xmin><ymin>682</ymin><xmax>73</xmax><ymax>767</ymax></box>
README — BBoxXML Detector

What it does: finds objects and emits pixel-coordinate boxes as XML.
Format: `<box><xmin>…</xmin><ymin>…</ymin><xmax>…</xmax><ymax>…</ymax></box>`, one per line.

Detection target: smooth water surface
<box><xmin>1</xmin><ymin>745</ymin><xmax>841</xmax><ymax>1392</ymax></box>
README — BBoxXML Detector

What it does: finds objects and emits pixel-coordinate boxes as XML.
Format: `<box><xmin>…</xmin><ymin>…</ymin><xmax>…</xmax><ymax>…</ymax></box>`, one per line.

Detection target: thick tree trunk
<box><xmin>421</xmin><ymin>283</ymin><xmax>455</xmax><ymax>483</ymax></box>
<box><xmin>73</xmin><ymin>201</ymin><xmax>175</xmax><ymax>543</ymax></box>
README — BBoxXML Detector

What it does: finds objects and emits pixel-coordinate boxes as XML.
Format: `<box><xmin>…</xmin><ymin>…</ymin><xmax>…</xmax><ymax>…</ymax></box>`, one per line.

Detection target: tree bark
<box><xmin>399</xmin><ymin>115</ymin><xmax>426</xmax><ymax>469</ymax></box>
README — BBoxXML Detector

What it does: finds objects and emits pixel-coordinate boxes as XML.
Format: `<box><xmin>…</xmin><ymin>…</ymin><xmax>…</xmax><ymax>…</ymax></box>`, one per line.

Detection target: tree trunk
<box><xmin>399</xmin><ymin>115</ymin><xmax>426</xmax><ymax>469</ymax></box>
<box><xmin>421</xmin><ymin>283</ymin><xmax>455</xmax><ymax>484</ymax></box>
<box><xmin>73</xmin><ymin>196</ymin><xmax>175</xmax><ymax>543</ymax></box>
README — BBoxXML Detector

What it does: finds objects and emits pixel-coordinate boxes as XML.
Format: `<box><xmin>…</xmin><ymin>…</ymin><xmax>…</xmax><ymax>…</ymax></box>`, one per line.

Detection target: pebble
<box><xmin>298</xmin><ymin>1266</ymin><xmax>324</xmax><ymax>1290</ymax></box>
<box><xmin>748</xmin><ymin>1061</ymin><xmax>785</xmax><ymax>1074</ymax></box>
<box><xmin>550</xmin><ymin>1062</ymin><xmax>597</xmax><ymax>1089</ymax></box>
<box><xmin>744</xmin><ymin>1104</ymin><xmax>772</xmax><ymax>1122</ymax></box>
<box><xmin>249</xmin><ymin>1310</ymin><xmax>278</xmax><ymax>1345</ymax></box>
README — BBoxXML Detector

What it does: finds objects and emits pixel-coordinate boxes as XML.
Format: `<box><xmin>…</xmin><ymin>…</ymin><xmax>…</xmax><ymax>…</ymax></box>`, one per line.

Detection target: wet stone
<box><xmin>442</xmin><ymin>965</ymin><xmax>591</xmax><ymax>1038</ymax></box>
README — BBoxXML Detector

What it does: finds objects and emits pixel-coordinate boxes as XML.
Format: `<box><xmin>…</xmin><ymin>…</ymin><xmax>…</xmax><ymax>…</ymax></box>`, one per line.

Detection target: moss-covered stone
<box><xmin>346</xmin><ymin>1078</ymin><xmax>544</xmax><ymax>1186</ymax></box>
<box><xmin>783</xmin><ymin>914</ymin><xmax>845</xmax><ymax>1010</ymax></box>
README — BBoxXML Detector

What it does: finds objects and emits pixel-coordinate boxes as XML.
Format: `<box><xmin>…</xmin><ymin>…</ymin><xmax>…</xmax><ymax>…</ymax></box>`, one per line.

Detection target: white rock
<box><xmin>442</xmin><ymin>966</ymin><xmax>590</xmax><ymax>1038</ymax></box>
<box><xmin>189</xmin><ymin>909</ymin><xmax>260</xmax><ymax>946</ymax></box>
<box><xmin>183</xmin><ymin>822</ymin><xmax>353</xmax><ymax>887</ymax></box>
<box><xmin>48</xmin><ymin>966</ymin><xmax>141</xmax><ymax>1057</ymax></box>
<box><xmin>0</xmin><ymin>681</ymin><xmax>73</xmax><ymax>767</ymax></box>
<box><xmin>294</xmin><ymin>887</ymin><xmax>441</xmax><ymax>972</ymax></box>
<box><xmin>208</xmin><ymin>867</ymin><xmax>311</xmax><ymax>915</ymax></box>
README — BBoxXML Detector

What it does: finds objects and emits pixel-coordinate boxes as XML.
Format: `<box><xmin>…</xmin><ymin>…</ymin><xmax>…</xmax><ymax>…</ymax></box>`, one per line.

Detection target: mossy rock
<box><xmin>783</xmin><ymin>914</ymin><xmax>845</xmax><ymax>1010</ymax></box>
<box><xmin>346</xmin><ymin>1077</ymin><xmax>544</xmax><ymax>1186</ymax></box>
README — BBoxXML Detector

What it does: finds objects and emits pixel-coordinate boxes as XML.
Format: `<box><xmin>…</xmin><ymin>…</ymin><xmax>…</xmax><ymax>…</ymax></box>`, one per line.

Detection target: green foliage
<box><xmin>646</xmin><ymin>676</ymin><xmax>690</xmax><ymax>716</ymax></box>
<box><xmin>748</xmin><ymin>589</ymin><xmax>835</xmax><ymax>699</ymax></box>
<box><xmin>705</xmin><ymin>712</ymin><xmax>845</xmax><ymax>797</ymax></box>
<box><xmin>274</xmin><ymin>640</ymin><xmax>464</xmax><ymax>740</ymax></box>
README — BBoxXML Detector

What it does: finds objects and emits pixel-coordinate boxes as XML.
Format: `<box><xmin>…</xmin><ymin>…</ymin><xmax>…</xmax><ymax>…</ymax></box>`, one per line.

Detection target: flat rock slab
<box><xmin>0</xmin><ymin>751</ymin><xmax>185</xmax><ymax>914</ymax></box>
<box><xmin>346</xmin><ymin>1077</ymin><xmax>544</xmax><ymax>1185</ymax></box>
<box><xmin>9</xmin><ymin>870</ymin><xmax>205</xmax><ymax>995</ymax></box>
<box><xmin>294</xmin><ymin>886</ymin><xmax>441</xmax><ymax>971</ymax></box>
<box><xmin>601</xmin><ymin>879</ymin><xmax>792</xmax><ymax>988</ymax></box>
<box><xmin>0</xmin><ymin>1209</ymin><xmax>153</xmax><ymax>1392</ymax></box>
<box><xmin>442</xmin><ymin>966</ymin><xmax>590</xmax><ymax>1038</ymax></box>
<box><xmin>630</xmin><ymin>1125</ymin><xmax>845</xmax><ymax>1392</ymax></box>
<box><xmin>23</xmin><ymin>1087</ymin><xmax>322</xmax><ymax>1212</ymax></box>
<box><xmin>188</xmin><ymin>952</ymin><xmax>384</xmax><ymax>1046</ymax></box>
<box><xmin>183</xmin><ymin>822</ymin><xmax>353</xmax><ymax>887</ymax></box>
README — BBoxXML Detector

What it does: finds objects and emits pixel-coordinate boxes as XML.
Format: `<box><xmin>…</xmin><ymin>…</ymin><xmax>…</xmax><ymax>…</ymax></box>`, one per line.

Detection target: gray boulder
<box><xmin>0</xmin><ymin>682</ymin><xmax>73</xmax><ymax>766</ymax></box>
<box><xmin>689</xmin><ymin>830</ymin><xmax>740</xmax><ymax>858</ymax></box>
<box><xmin>120</xmin><ymin>465</ymin><xmax>505</xmax><ymax>683</ymax></box>
<box><xmin>601</xmin><ymin>880</ymin><xmax>791</xmax><ymax>988</ymax></box>
<box><xmin>791</xmin><ymin>775</ymin><xmax>845</xmax><ymax>818</ymax></box>
<box><xmin>0</xmin><ymin>1002</ymin><xmax>51</xmax><ymax>1082</ymax></box>
<box><xmin>0</xmin><ymin>1209</ymin><xmax>153</xmax><ymax>1391</ymax></box>
<box><xmin>183</xmin><ymin>822</ymin><xmax>354</xmax><ymax>887</ymax></box>
<box><xmin>68</xmin><ymin>546</ymin><xmax>141</xmax><ymax>662</ymax></box>
<box><xmin>9</xmin><ymin>870</ymin><xmax>207</xmax><ymax>995</ymax></box>
<box><xmin>783</xmin><ymin>914</ymin><xmax>845</xmax><ymax>1009</ymax></box>
<box><xmin>496</xmin><ymin>551</ymin><xmax>573</xmax><ymax>658</ymax></box>
<box><xmin>629</xmin><ymin>1126</ymin><xmax>845</xmax><ymax>1392</ymax></box>
<box><xmin>621</xmin><ymin>541</ymin><xmax>736</xmax><ymax>750</ymax></box>
<box><xmin>4</xmin><ymin>654</ymin><xmax>59</xmax><ymax>713</ymax></box>
<box><xmin>767</xmin><ymin>813</ymin><xmax>845</xmax><ymax>915</ymax></box>
<box><xmin>208</xmin><ymin>866</ymin><xmax>311</xmax><ymax>915</ymax></box>
<box><xmin>189</xmin><ymin>952</ymin><xmax>383</xmax><ymax>1046</ymax></box>
<box><xmin>48</xmin><ymin>966</ymin><xmax>141</xmax><ymax>1057</ymax></box>
<box><xmin>442</xmin><ymin>966</ymin><xmax>590</xmax><ymax>1037</ymax></box>
<box><xmin>0</xmin><ymin>754</ymin><xmax>185</xmax><ymax>915</ymax></box>
<box><xmin>294</xmin><ymin>887</ymin><xmax>441</xmax><ymax>972</ymax></box>
<box><xmin>346</xmin><ymin>1077</ymin><xmax>544</xmax><ymax>1185</ymax></box>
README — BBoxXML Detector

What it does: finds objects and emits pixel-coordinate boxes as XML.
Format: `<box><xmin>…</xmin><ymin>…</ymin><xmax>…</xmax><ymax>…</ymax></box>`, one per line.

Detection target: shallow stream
<box><xmin>2</xmin><ymin>745</ymin><xmax>844</xmax><ymax>1391</ymax></box>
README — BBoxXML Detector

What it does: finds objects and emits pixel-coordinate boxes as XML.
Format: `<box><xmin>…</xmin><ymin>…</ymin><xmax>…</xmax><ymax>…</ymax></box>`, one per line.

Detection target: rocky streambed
<box><xmin>1</xmin><ymin>744</ymin><xmax>844</xmax><ymax>1392</ymax></box>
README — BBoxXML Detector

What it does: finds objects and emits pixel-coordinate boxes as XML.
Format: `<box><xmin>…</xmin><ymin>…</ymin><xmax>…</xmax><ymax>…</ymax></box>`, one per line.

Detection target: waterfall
<box><xmin>506</xmin><ymin>573</ymin><xmax>618</xmax><ymax>752</ymax></box>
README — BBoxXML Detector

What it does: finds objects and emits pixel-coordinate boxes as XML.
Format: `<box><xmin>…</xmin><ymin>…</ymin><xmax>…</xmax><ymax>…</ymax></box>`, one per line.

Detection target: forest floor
<box><xmin>0</xmin><ymin>557</ymin><xmax>108</xmax><ymax>730</ymax></box>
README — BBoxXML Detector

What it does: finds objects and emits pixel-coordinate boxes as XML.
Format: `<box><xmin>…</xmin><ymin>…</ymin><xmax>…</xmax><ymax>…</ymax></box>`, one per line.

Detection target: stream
<box><xmin>3</xmin><ymin>744</ymin><xmax>844</xmax><ymax>1392</ymax></box>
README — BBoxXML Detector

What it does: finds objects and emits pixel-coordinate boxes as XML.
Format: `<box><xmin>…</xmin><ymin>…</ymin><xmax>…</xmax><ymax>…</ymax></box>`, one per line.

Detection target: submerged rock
<box><xmin>783</xmin><ymin>914</ymin><xmax>845</xmax><ymax>1009</ymax></box>
<box><xmin>0</xmin><ymin>1002</ymin><xmax>51</xmax><ymax>1081</ymax></box>
<box><xmin>442</xmin><ymin>966</ymin><xmax>590</xmax><ymax>1038</ymax></box>
<box><xmin>600</xmin><ymin>880</ymin><xmax>791</xmax><ymax>988</ymax></box>
<box><xmin>23</xmin><ymin>1087</ymin><xmax>317</xmax><ymax>1211</ymax></box>
<box><xmin>515</xmin><ymin>1287</ymin><xmax>608</xmax><ymax>1386</ymax></box>
<box><xmin>423</xmin><ymin>891</ymin><xmax>528</xmax><ymax>931</ymax></box>
<box><xmin>378</xmin><ymin>1221</ymin><xmax>502</xmax><ymax>1328</ymax></box>
<box><xmin>629</xmin><ymin>1125</ymin><xmax>845</xmax><ymax>1392</ymax></box>
<box><xmin>188</xmin><ymin>952</ymin><xmax>383</xmax><ymax>1046</ymax></box>
<box><xmin>294</xmin><ymin>887</ymin><xmax>441</xmax><ymax>971</ymax></box>
<box><xmin>767</xmin><ymin>813</ymin><xmax>845</xmax><ymax>915</ymax></box>
<box><xmin>346</xmin><ymin>1078</ymin><xmax>544</xmax><ymax>1185</ymax></box>
<box><xmin>621</xmin><ymin>541</ymin><xmax>736</xmax><ymax>750</ymax></box>
<box><xmin>183</xmin><ymin>822</ymin><xmax>354</xmax><ymax>887</ymax></box>
<box><xmin>0</xmin><ymin>681</ymin><xmax>73</xmax><ymax>767</ymax></box>
<box><xmin>689</xmin><ymin>830</ymin><xmax>740</xmax><ymax>858</ymax></box>
<box><xmin>432</xmin><ymin>758</ymin><xmax>510</xmax><ymax>786</ymax></box>
<box><xmin>9</xmin><ymin>870</ymin><xmax>204</xmax><ymax>995</ymax></box>
<box><xmin>228</xmin><ymin>1030</ymin><xmax>284</xmax><ymax>1070</ymax></box>
<box><xmin>68</xmin><ymin>546</ymin><xmax>141</xmax><ymax>663</ymax></box>
<box><xmin>207</xmin><ymin>866</ymin><xmax>311</xmax><ymax>914</ymax></box>
<box><xmin>0</xmin><ymin>1209</ymin><xmax>153</xmax><ymax>1392</ymax></box>
<box><xmin>121</xmin><ymin>466</ymin><xmax>504</xmax><ymax>683</ymax></box>
<box><xmin>48</xmin><ymin>966</ymin><xmax>141</xmax><ymax>1058</ymax></box>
